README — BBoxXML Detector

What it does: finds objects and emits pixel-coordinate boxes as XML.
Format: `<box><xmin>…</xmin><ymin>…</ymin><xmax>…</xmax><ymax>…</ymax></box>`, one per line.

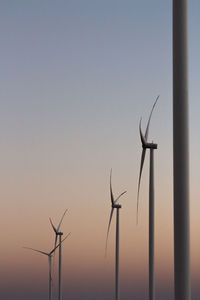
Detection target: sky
<box><xmin>0</xmin><ymin>1</ymin><xmax>200</xmax><ymax>299</ymax></box>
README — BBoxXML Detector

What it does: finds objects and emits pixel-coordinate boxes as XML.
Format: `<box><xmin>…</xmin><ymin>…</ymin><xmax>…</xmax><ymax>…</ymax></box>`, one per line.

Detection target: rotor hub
<box><xmin>145</xmin><ymin>142</ymin><xmax>157</xmax><ymax>149</ymax></box>
<box><xmin>58</xmin><ymin>232</ymin><xmax>63</xmax><ymax>236</ymax></box>
<box><xmin>113</xmin><ymin>204</ymin><xmax>122</xmax><ymax>209</ymax></box>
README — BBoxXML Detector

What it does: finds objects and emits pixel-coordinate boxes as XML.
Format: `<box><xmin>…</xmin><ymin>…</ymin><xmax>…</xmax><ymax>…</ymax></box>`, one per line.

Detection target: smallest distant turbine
<box><xmin>105</xmin><ymin>169</ymin><xmax>126</xmax><ymax>300</ymax></box>
<box><xmin>23</xmin><ymin>233</ymin><xmax>70</xmax><ymax>300</ymax></box>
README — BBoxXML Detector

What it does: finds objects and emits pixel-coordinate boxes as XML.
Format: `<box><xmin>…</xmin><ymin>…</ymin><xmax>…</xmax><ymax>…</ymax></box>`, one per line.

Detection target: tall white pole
<box><xmin>49</xmin><ymin>256</ymin><xmax>52</xmax><ymax>300</ymax></box>
<box><xmin>173</xmin><ymin>1</ymin><xmax>191</xmax><ymax>299</ymax></box>
<box><xmin>58</xmin><ymin>234</ymin><xmax>62</xmax><ymax>300</ymax></box>
<box><xmin>149</xmin><ymin>148</ymin><xmax>155</xmax><ymax>300</ymax></box>
<box><xmin>115</xmin><ymin>207</ymin><xmax>120</xmax><ymax>300</ymax></box>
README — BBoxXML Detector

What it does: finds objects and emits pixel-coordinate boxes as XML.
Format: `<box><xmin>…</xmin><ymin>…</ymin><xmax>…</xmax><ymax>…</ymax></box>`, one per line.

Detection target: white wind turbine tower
<box><xmin>49</xmin><ymin>209</ymin><xmax>68</xmax><ymax>300</ymax></box>
<box><xmin>23</xmin><ymin>234</ymin><xmax>70</xmax><ymax>300</ymax></box>
<box><xmin>137</xmin><ymin>96</ymin><xmax>159</xmax><ymax>300</ymax></box>
<box><xmin>105</xmin><ymin>169</ymin><xmax>126</xmax><ymax>300</ymax></box>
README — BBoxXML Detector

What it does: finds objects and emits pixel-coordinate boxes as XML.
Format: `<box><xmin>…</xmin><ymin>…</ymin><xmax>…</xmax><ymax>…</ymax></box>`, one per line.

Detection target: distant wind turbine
<box><xmin>137</xmin><ymin>96</ymin><xmax>159</xmax><ymax>300</ymax></box>
<box><xmin>49</xmin><ymin>209</ymin><xmax>68</xmax><ymax>300</ymax></box>
<box><xmin>23</xmin><ymin>233</ymin><xmax>70</xmax><ymax>300</ymax></box>
<box><xmin>105</xmin><ymin>169</ymin><xmax>126</xmax><ymax>300</ymax></box>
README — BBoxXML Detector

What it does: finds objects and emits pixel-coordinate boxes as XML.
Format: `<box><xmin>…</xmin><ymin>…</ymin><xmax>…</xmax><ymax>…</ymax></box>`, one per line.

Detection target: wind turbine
<box><xmin>105</xmin><ymin>169</ymin><xmax>126</xmax><ymax>300</ymax></box>
<box><xmin>137</xmin><ymin>96</ymin><xmax>159</xmax><ymax>300</ymax></box>
<box><xmin>23</xmin><ymin>233</ymin><xmax>70</xmax><ymax>300</ymax></box>
<box><xmin>49</xmin><ymin>209</ymin><xmax>68</xmax><ymax>300</ymax></box>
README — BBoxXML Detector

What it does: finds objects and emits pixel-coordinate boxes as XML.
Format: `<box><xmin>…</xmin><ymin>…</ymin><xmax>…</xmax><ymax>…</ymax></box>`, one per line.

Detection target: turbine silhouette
<box><xmin>49</xmin><ymin>209</ymin><xmax>68</xmax><ymax>300</ymax></box>
<box><xmin>105</xmin><ymin>169</ymin><xmax>126</xmax><ymax>300</ymax></box>
<box><xmin>137</xmin><ymin>96</ymin><xmax>159</xmax><ymax>300</ymax></box>
<box><xmin>23</xmin><ymin>233</ymin><xmax>70</xmax><ymax>300</ymax></box>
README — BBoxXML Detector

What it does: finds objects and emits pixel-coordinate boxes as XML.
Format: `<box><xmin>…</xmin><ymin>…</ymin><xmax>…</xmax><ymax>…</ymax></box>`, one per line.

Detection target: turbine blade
<box><xmin>49</xmin><ymin>217</ymin><xmax>58</xmax><ymax>256</ymax></box>
<box><xmin>145</xmin><ymin>95</ymin><xmax>159</xmax><ymax>140</ymax></box>
<box><xmin>49</xmin><ymin>218</ymin><xmax>58</xmax><ymax>234</ymax></box>
<box><xmin>51</xmin><ymin>235</ymin><xmax>58</xmax><ymax>260</ymax></box>
<box><xmin>105</xmin><ymin>207</ymin><xmax>114</xmax><ymax>256</ymax></box>
<box><xmin>57</xmin><ymin>209</ymin><xmax>68</xmax><ymax>232</ymax></box>
<box><xmin>23</xmin><ymin>247</ymin><xmax>48</xmax><ymax>256</ymax></box>
<box><xmin>50</xmin><ymin>232</ymin><xmax>71</xmax><ymax>255</ymax></box>
<box><xmin>136</xmin><ymin>148</ymin><xmax>146</xmax><ymax>224</ymax></box>
<box><xmin>139</xmin><ymin>118</ymin><xmax>146</xmax><ymax>146</ymax></box>
<box><xmin>110</xmin><ymin>169</ymin><xmax>114</xmax><ymax>205</ymax></box>
<box><xmin>52</xmin><ymin>234</ymin><xmax>59</xmax><ymax>259</ymax></box>
<box><xmin>50</xmin><ymin>241</ymin><xmax>62</xmax><ymax>255</ymax></box>
<box><xmin>114</xmin><ymin>191</ymin><xmax>127</xmax><ymax>204</ymax></box>
<box><xmin>55</xmin><ymin>235</ymin><xmax>58</xmax><ymax>248</ymax></box>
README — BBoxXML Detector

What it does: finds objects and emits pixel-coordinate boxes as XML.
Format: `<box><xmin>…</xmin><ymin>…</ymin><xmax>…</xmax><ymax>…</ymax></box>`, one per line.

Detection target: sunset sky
<box><xmin>1</xmin><ymin>1</ymin><xmax>200</xmax><ymax>299</ymax></box>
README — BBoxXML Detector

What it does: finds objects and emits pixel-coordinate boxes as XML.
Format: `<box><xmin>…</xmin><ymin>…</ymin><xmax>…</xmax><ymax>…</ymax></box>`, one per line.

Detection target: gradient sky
<box><xmin>1</xmin><ymin>1</ymin><xmax>200</xmax><ymax>299</ymax></box>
